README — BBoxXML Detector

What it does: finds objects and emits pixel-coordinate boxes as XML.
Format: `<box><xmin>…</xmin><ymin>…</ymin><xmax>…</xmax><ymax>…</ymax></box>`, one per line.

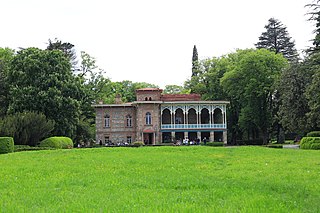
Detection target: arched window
<box><xmin>146</xmin><ymin>112</ymin><xmax>152</xmax><ymax>125</ymax></box>
<box><xmin>149</xmin><ymin>97</ymin><xmax>152</xmax><ymax>101</ymax></box>
<box><xmin>145</xmin><ymin>97</ymin><xmax>148</xmax><ymax>101</ymax></box>
<box><xmin>126</xmin><ymin>115</ymin><xmax>132</xmax><ymax>127</ymax></box>
<box><xmin>104</xmin><ymin>114</ymin><xmax>110</xmax><ymax>127</ymax></box>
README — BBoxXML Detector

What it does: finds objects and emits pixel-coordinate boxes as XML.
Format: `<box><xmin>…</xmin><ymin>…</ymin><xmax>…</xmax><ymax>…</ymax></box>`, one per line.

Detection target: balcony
<box><xmin>161</xmin><ymin>124</ymin><xmax>226</xmax><ymax>129</ymax></box>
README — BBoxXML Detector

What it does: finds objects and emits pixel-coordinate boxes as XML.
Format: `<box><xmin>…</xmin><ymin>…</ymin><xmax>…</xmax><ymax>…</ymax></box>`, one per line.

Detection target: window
<box><xmin>145</xmin><ymin>97</ymin><xmax>148</xmax><ymax>101</ymax></box>
<box><xmin>127</xmin><ymin>136</ymin><xmax>132</xmax><ymax>144</ymax></box>
<box><xmin>146</xmin><ymin>112</ymin><xmax>152</xmax><ymax>125</ymax></box>
<box><xmin>126</xmin><ymin>115</ymin><xmax>132</xmax><ymax>127</ymax></box>
<box><xmin>104</xmin><ymin>114</ymin><xmax>110</xmax><ymax>127</ymax></box>
<box><xmin>149</xmin><ymin>97</ymin><xmax>152</xmax><ymax>101</ymax></box>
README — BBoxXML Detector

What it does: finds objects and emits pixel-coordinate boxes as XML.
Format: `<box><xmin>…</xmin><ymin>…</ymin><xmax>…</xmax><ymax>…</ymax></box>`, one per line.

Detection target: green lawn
<box><xmin>0</xmin><ymin>146</ymin><xmax>319</xmax><ymax>212</ymax></box>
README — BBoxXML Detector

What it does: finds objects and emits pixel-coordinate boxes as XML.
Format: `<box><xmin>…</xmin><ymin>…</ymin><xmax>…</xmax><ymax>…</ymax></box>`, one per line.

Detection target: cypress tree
<box><xmin>192</xmin><ymin>45</ymin><xmax>199</xmax><ymax>77</ymax></box>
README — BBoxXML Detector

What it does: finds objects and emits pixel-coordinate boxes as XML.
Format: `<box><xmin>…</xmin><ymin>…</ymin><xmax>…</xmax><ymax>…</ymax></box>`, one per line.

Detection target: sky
<box><xmin>0</xmin><ymin>0</ymin><xmax>316</xmax><ymax>88</ymax></box>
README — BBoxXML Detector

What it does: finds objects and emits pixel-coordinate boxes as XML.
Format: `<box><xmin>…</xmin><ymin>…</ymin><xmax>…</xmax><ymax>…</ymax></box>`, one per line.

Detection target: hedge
<box><xmin>39</xmin><ymin>137</ymin><xmax>73</xmax><ymax>149</ymax></box>
<box><xmin>206</xmin><ymin>142</ymin><xmax>224</xmax><ymax>147</ymax></box>
<box><xmin>14</xmin><ymin>145</ymin><xmax>55</xmax><ymax>152</ymax></box>
<box><xmin>0</xmin><ymin>137</ymin><xmax>14</xmax><ymax>154</ymax></box>
<box><xmin>132</xmin><ymin>141</ymin><xmax>145</xmax><ymax>147</ymax></box>
<box><xmin>306</xmin><ymin>131</ymin><xmax>320</xmax><ymax>137</ymax></box>
<box><xmin>300</xmin><ymin>137</ymin><xmax>320</xmax><ymax>150</ymax></box>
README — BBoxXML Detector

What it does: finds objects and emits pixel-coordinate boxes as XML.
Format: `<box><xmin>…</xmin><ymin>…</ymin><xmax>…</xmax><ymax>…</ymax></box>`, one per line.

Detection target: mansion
<box><xmin>93</xmin><ymin>88</ymin><xmax>229</xmax><ymax>145</ymax></box>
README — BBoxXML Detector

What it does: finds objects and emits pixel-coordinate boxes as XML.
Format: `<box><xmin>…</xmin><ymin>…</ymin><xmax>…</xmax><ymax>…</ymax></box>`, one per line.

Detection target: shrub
<box><xmin>300</xmin><ymin>137</ymin><xmax>320</xmax><ymax>150</ymax></box>
<box><xmin>206</xmin><ymin>142</ymin><xmax>224</xmax><ymax>147</ymax></box>
<box><xmin>0</xmin><ymin>137</ymin><xmax>14</xmax><ymax>154</ymax></box>
<box><xmin>132</xmin><ymin>141</ymin><xmax>145</xmax><ymax>147</ymax></box>
<box><xmin>39</xmin><ymin>137</ymin><xmax>73</xmax><ymax>149</ymax></box>
<box><xmin>0</xmin><ymin>111</ymin><xmax>55</xmax><ymax>146</ymax></box>
<box><xmin>306</xmin><ymin>131</ymin><xmax>320</xmax><ymax>137</ymax></box>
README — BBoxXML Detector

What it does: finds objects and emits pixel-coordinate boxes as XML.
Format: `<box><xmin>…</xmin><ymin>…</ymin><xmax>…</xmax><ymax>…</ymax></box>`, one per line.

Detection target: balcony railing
<box><xmin>161</xmin><ymin>124</ymin><xmax>226</xmax><ymax>129</ymax></box>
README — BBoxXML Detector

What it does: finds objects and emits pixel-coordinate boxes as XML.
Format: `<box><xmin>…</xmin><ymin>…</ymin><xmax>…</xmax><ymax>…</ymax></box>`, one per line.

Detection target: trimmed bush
<box><xmin>206</xmin><ymin>142</ymin><xmax>224</xmax><ymax>147</ymax></box>
<box><xmin>300</xmin><ymin>137</ymin><xmax>320</xmax><ymax>150</ymax></box>
<box><xmin>39</xmin><ymin>137</ymin><xmax>73</xmax><ymax>149</ymax></box>
<box><xmin>0</xmin><ymin>137</ymin><xmax>14</xmax><ymax>154</ymax></box>
<box><xmin>132</xmin><ymin>141</ymin><xmax>145</xmax><ymax>147</ymax></box>
<box><xmin>306</xmin><ymin>131</ymin><xmax>320</xmax><ymax>137</ymax></box>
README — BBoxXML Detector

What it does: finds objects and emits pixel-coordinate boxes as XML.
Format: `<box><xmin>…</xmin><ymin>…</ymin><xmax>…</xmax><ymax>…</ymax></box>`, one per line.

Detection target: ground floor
<box><xmin>162</xmin><ymin>130</ymin><xmax>226</xmax><ymax>144</ymax></box>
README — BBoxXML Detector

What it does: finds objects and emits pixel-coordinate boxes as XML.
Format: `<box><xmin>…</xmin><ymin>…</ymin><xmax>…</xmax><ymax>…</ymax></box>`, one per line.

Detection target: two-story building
<box><xmin>93</xmin><ymin>88</ymin><xmax>229</xmax><ymax>145</ymax></box>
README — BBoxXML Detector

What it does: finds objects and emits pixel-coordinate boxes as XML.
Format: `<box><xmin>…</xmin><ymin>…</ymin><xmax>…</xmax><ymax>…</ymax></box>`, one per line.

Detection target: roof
<box><xmin>161</xmin><ymin>94</ymin><xmax>201</xmax><ymax>101</ymax></box>
<box><xmin>136</xmin><ymin>88</ymin><xmax>163</xmax><ymax>92</ymax></box>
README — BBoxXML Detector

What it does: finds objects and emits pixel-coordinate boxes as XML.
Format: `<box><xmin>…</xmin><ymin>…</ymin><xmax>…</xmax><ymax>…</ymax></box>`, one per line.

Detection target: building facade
<box><xmin>93</xmin><ymin>88</ymin><xmax>229</xmax><ymax>145</ymax></box>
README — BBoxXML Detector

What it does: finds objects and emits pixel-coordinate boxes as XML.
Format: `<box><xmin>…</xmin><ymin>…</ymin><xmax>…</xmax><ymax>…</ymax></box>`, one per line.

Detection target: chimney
<box><xmin>115</xmin><ymin>94</ymin><xmax>122</xmax><ymax>104</ymax></box>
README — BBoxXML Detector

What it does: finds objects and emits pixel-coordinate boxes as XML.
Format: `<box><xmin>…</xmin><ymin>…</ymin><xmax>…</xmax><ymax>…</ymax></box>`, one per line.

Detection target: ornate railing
<box><xmin>161</xmin><ymin>124</ymin><xmax>226</xmax><ymax>129</ymax></box>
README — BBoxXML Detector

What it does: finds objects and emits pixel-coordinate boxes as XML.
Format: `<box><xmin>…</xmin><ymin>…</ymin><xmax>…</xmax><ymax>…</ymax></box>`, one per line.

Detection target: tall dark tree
<box><xmin>46</xmin><ymin>38</ymin><xmax>78</xmax><ymax>68</ymax></box>
<box><xmin>278</xmin><ymin>63</ymin><xmax>312</xmax><ymax>135</ymax></box>
<box><xmin>192</xmin><ymin>45</ymin><xmax>199</xmax><ymax>77</ymax></box>
<box><xmin>306</xmin><ymin>1</ymin><xmax>320</xmax><ymax>53</ymax></box>
<box><xmin>256</xmin><ymin>18</ymin><xmax>298</xmax><ymax>62</ymax></box>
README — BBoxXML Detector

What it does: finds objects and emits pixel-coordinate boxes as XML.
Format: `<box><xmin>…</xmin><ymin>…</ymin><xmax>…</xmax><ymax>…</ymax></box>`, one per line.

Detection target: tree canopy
<box><xmin>256</xmin><ymin>18</ymin><xmax>298</xmax><ymax>62</ymax></box>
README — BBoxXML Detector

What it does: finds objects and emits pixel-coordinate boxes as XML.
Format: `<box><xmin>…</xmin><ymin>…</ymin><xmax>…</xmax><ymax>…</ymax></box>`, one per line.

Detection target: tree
<box><xmin>47</xmin><ymin>38</ymin><xmax>78</xmax><ymax>68</ymax></box>
<box><xmin>221</xmin><ymin>49</ymin><xmax>288</xmax><ymax>144</ymax></box>
<box><xmin>0</xmin><ymin>111</ymin><xmax>55</xmax><ymax>146</ymax></box>
<box><xmin>256</xmin><ymin>18</ymin><xmax>298</xmax><ymax>62</ymax></box>
<box><xmin>0</xmin><ymin>48</ymin><xmax>14</xmax><ymax>117</ymax></box>
<box><xmin>192</xmin><ymin>45</ymin><xmax>199</xmax><ymax>77</ymax></box>
<box><xmin>163</xmin><ymin>85</ymin><xmax>189</xmax><ymax>94</ymax></box>
<box><xmin>306</xmin><ymin>0</ymin><xmax>320</xmax><ymax>53</ymax></box>
<box><xmin>186</xmin><ymin>56</ymin><xmax>229</xmax><ymax>101</ymax></box>
<box><xmin>277</xmin><ymin>63</ymin><xmax>312</xmax><ymax>135</ymax></box>
<box><xmin>7</xmin><ymin>48</ymin><xmax>81</xmax><ymax>138</ymax></box>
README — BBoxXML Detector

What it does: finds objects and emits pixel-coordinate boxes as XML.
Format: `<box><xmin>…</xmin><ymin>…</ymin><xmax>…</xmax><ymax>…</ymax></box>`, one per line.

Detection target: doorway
<box><xmin>143</xmin><ymin>133</ymin><xmax>153</xmax><ymax>145</ymax></box>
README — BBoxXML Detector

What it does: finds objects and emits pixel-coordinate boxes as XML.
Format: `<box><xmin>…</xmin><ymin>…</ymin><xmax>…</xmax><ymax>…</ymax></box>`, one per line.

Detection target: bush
<box><xmin>0</xmin><ymin>111</ymin><xmax>55</xmax><ymax>146</ymax></box>
<box><xmin>206</xmin><ymin>142</ymin><xmax>224</xmax><ymax>147</ymax></box>
<box><xmin>0</xmin><ymin>137</ymin><xmax>14</xmax><ymax>154</ymax></box>
<box><xmin>306</xmin><ymin>131</ymin><xmax>320</xmax><ymax>137</ymax></box>
<box><xmin>132</xmin><ymin>141</ymin><xmax>145</xmax><ymax>147</ymax></box>
<box><xmin>39</xmin><ymin>137</ymin><xmax>73</xmax><ymax>149</ymax></box>
<box><xmin>300</xmin><ymin>137</ymin><xmax>320</xmax><ymax>150</ymax></box>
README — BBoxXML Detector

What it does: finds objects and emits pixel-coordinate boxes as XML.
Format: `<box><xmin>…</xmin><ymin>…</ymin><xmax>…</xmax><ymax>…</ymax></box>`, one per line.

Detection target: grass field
<box><xmin>0</xmin><ymin>146</ymin><xmax>319</xmax><ymax>212</ymax></box>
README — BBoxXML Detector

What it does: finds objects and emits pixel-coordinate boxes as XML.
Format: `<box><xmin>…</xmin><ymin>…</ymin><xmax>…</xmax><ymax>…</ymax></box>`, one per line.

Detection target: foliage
<box><xmin>132</xmin><ymin>141</ymin><xmax>145</xmax><ymax>147</ymax></box>
<box><xmin>163</xmin><ymin>85</ymin><xmax>189</xmax><ymax>94</ymax></box>
<box><xmin>255</xmin><ymin>18</ymin><xmax>298</xmax><ymax>62</ymax></box>
<box><xmin>306</xmin><ymin>1</ymin><xmax>320</xmax><ymax>53</ymax></box>
<box><xmin>186</xmin><ymin>56</ymin><xmax>229</xmax><ymax>101</ymax></box>
<box><xmin>0</xmin><ymin>111</ymin><xmax>55</xmax><ymax>146</ymax></box>
<box><xmin>191</xmin><ymin>45</ymin><xmax>199</xmax><ymax>77</ymax></box>
<box><xmin>7</xmin><ymin>48</ymin><xmax>81</xmax><ymax>138</ymax></box>
<box><xmin>300</xmin><ymin>137</ymin><xmax>320</xmax><ymax>150</ymax></box>
<box><xmin>46</xmin><ymin>38</ymin><xmax>78</xmax><ymax>68</ymax></box>
<box><xmin>14</xmin><ymin>145</ymin><xmax>55</xmax><ymax>152</ymax></box>
<box><xmin>306</xmin><ymin>131</ymin><xmax>320</xmax><ymax>137</ymax></box>
<box><xmin>0</xmin><ymin>147</ymin><xmax>319</xmax><ymax>212</ymax></box>
<box><xmin>0</xmin><ymin>137</ymin><xmax>14</xmax><ymax>154</ymax></box>
<box><xmin>100</xmin><ymin>81</ymin><xmax>158</xmax><ymax>104</ymax></box>
<box><xmin>277</xmin><ymin>63</ymin><xmax>312</xmax><ymax>135</ymax></box>
<box><xmin>0</xmin><ymin>48</ymin><xmax>15</xmax><ymax>117</ymax></box>
<box><xmin>39</xmin><ymin>137</ymin><xmax>73</xmax><ymax>149</ymax></box>
<box><xmin>306</xmin><ymin>67</ymin><xmax>320</xmax><ymax>130</ymax></box>
<box><xmin>221</xmin><ymin>49</ymin><xmax>288</xmax><ymax>144</ymax></box>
